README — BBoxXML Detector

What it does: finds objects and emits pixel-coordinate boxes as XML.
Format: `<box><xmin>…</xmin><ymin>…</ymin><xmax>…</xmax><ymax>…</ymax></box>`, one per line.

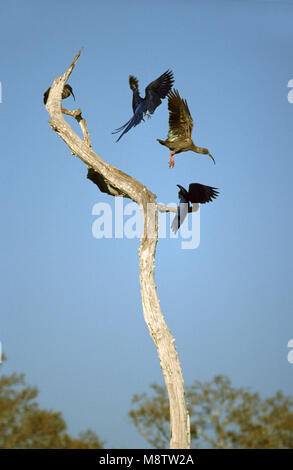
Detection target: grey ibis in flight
<box><xmin>157</xmin><ymin>89</ymin><xmax>215</xmax><ymax>168</ymax></box>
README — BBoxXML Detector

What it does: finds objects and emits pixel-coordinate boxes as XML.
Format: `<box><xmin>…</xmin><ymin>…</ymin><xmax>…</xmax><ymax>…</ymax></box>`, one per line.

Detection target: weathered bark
<box><xmin>45</xmin><ymin>49</ymin><xmax>190</xmax><ymax>449</ymax></box>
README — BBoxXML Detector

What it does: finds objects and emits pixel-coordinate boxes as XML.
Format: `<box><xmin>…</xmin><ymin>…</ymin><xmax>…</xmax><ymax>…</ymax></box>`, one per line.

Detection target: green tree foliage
<box><xmin>129</xmin><ymin>375</ymin><xmax>293</xmax><ymax>449</ymax></box>
<box><xmin>0</xmin><ymin>370</ymin><xmax>104</xmax><ymax>449</ymax></box>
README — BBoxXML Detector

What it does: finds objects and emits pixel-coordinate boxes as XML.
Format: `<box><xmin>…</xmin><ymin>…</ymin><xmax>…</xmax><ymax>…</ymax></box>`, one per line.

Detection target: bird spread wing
<box><xmin>188</xmin><ymin>183</ymin><xmax>219</xmax><ymax>204</ymax></box>
<box><xmin>171</xmin><ymin>195</ymin><xmax>190</xmax><ymax>234</ymax></box>
<box><xmin>129</xmin><ymin>75</ymin><xmax>139</xmax><ymax>92</ymax></box>
<box><xmin>129</xmin><ymin>75</ymin><xmax>143</xmax><ymax>113</ymax></box>
<box><xmin>167</xmin><ymin>89</ymin><xmax>193</xmax><ymax>141</ymax></box>
<box><xmin>145</xmin><ymin>70</ymin><xmax>174</xmax><ymax>114</ymax></box>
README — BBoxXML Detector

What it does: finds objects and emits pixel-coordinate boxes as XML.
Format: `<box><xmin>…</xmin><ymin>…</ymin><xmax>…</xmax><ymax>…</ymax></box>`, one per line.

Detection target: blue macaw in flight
<box><xmin>112</xmin><ymin>70</ymin><xmax>174</xmax><ymax>142</ymax></box>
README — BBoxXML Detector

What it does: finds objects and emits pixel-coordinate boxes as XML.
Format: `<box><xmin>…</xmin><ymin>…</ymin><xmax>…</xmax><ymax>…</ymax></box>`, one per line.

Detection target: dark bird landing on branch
<box><xmin>43</xmin><ymin>84</ymin><xmax>75</xmax><ymax>105</ymax></box>
<box><xmin>157</xmin><ymin>89</ymin><xmax>215</xmax><ymax>168</ymax></box>
<box><xmin>172</xmin><ymin>183</ymin><xmax>219</xmax><ymax>234</ymax></box>
<box><xmin>112</xmin><ymin>70</ymin><xmax>174</xmax><ymax>142</ymax></box>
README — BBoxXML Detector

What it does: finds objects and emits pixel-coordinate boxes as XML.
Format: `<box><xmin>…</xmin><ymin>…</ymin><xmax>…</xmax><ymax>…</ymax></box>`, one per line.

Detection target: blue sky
<box><xmin>1</xmin><ymin>0</ymin><xmax>293</xmax><ymax>449</ymax></box>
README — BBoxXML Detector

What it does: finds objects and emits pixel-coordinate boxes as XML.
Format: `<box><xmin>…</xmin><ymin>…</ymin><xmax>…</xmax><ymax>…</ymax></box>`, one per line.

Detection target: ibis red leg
<box><xmin>169</xmin><ymin>152</ymin><xmax>175</xmax><ymax>168</ymax></box>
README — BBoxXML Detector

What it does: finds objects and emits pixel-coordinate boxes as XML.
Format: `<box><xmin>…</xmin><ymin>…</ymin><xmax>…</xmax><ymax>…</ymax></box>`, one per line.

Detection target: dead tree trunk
<box><xmin>45</xmin><ymin>50</ymin><xmax>190</xmax><ymax>449</ymax></box>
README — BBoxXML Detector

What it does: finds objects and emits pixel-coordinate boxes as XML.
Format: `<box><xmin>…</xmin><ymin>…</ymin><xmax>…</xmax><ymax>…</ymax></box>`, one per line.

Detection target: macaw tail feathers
<box><xmin>112</xmin><ymin>111</ymin><xmax>144</xmax><ymax>142</ymax></box>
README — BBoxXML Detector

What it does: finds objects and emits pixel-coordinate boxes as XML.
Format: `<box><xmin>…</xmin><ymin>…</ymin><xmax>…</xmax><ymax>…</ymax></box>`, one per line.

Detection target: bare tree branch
<box><xmin>45</xmin><ymin>49</ymin><xmax>190</xmax><ymax>449</ymax></box>
<box><xmin>157</xmin><ymin>204</ymin><xmax>177</xmax><ymax>214</ymax></box>
<box><xmin>62</xmin><ymin>107</ymin><xmax>92</xmax><ymax>148</ymax></box>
